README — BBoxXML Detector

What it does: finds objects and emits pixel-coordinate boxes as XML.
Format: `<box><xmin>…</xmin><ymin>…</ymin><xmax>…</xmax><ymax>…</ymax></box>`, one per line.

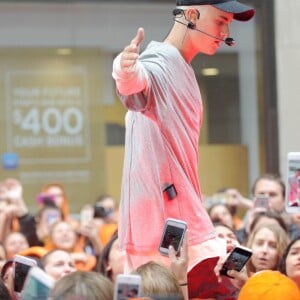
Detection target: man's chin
<box><xmin>201</xmin><ymin>48</ymin><xmax>218</xmax><ymax>56</ymax></box>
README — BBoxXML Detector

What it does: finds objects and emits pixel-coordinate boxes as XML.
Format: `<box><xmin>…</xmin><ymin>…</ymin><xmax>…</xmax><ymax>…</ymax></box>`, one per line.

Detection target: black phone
<box><xmin>93</xmin><ymin>204</ymin><xmax>113</xmax><ymax>219</ymax></box>
<box><xmin>220</xmin><ymin>246</ymin><xmax>252</xmax><ymax>278</ymax></box>
<box><xmin>13</xmin><ymin>255</ymin><xmax>37</xmax><ymax>293</ymax></box>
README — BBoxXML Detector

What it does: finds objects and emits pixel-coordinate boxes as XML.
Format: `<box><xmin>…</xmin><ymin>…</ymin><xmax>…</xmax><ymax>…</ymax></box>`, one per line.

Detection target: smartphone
<box><xmin>93</xmin><ymin>204</ymin><xmax>113</xmax><ymax>219</ymax></box>
<box><xmin>113</xmin><ymin>274</ymin><xmax>142</xmax><ymax>300</ymax></box>
<box><xmin>21</xmin><ymin>266</ymin><xmax>55</xmax><ymax>300</ymax></box>
<box><xmin>13</xmin><ymin>254</ymin><xmax>38</xmax><ymax>293</ymax></box>
<box><xmin>80</xmin><ymin>205</ymin><xmax>94</xmax><ymax>226</ymax></box>
<box><xmin>45</xmin><ymin>210</ymin><xmax>61</xmax><ymax>226</ymax></box>
<box><xmin>286</xmin><ymin>152</ymin><xmax>300</xmax><ymax>213</ymax></box>
<box><xmin>158</xmin><ymin>218</ymin><xmax>187</xmax><ymax>256</ymax></box>
<box><xmin>220</xmin><ymin>245</ymin><xmax>252</xmax><ymax>278</ymax></box>
<box><xmin>36</xmin><ymin>193</ymin><xmax>55</xmax><ymax>205</ymax></box>
<box><xmin>254</xmin><ymin>194</ymin><xmax>269</xmax><ymax>209</ymax></box>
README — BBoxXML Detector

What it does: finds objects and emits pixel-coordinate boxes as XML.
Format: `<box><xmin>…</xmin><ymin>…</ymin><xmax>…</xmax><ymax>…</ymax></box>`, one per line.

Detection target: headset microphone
<box><xmin>223</xmin><ymin>37</ymin><xmax>235</xmax><ymax>47</ymax></box>
<box><xmin>184</xmin><ymin>20</ymin><xmax>235</xmax><ymax>47</ymax></box>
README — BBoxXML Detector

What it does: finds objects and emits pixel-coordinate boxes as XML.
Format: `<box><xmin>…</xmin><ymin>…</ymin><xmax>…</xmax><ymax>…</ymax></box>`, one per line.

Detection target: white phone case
<box><xmin>113</xmin><ymin>274</ymin><xmax>142</xmax><ymax>300</ymax></box>
<box><xmin>158</xmin><ymin>218</ymin><xmax>187</xmax><ymax>256</ymax></box>
<box><xmin>286</xmin><ymin>152</ymin><xmax>300</xmax><ymax>213</ymax></box>
<box><xmin>14</xmin><ymin>254</ymin><xmax>37</xmax><ymax>266</ymax></box>
<box><xmin>13</xmin><ymin>254</ymin><xmax>38</xmax><ymax>293</ymax></box>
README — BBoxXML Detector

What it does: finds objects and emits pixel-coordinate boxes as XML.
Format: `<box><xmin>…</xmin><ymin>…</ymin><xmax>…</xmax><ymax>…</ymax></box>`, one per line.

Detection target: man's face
<box><xmin>191</xmin><ymin>5</ymin><xmax>234</xmax><ymax>55</ymax></box>
<box><xmin>254</xmin><ymin>179</ymin><xmax>285</xmax><ymax>213</ymax></box>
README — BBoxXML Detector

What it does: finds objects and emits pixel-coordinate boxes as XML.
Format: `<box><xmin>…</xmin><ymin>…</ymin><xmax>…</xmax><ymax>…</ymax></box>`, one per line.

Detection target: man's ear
<box><xmin>186</xmin><ymin>8</ymin><xmax>200</xmax><ymax>23</ymax></box>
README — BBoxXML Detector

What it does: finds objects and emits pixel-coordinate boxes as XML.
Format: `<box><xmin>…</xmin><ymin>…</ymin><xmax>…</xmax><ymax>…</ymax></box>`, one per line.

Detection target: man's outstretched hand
<box><xmin>120</xmin><ymin>27</ymin><xmax>144</xmax><ymax>73</ymax></box>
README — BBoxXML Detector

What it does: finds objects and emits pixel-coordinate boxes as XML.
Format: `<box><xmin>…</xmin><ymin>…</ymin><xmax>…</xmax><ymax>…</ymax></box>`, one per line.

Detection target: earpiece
<box><xmin>173</xmin><ymin>8</ymin><xmax>200</xmax><ymax>20</ymax></box>
<box><xmin>172</xmin><ymin>8</ymin><xmax>184</xmax><ymax>16</ymax></box>
<box><xmin>187</xmin><ymin>22</ymin><xmax>196</xmax><ymax>29</ymax></box>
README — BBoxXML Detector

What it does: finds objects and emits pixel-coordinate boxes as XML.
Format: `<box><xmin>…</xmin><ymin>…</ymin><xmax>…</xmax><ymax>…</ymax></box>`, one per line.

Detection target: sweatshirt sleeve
<box><xmin>112</xmin><ymin>53</ymin><xmax>149</xmax><ymax>96</ymax></box>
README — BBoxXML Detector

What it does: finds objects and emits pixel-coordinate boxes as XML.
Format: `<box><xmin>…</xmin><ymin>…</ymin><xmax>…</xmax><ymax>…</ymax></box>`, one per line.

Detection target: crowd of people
<box><xmin>0</xmin><ymin>173</ymin><xmax>300</xmax><ymax>299</ymax></box>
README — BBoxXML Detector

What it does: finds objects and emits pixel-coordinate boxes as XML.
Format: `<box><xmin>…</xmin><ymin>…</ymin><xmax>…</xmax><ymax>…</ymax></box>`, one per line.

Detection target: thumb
<box><xmin>131</xmin><ymin>27</ymin><xmax>145</xmax><ymax>48</ymax></box>
<box><xmin>168</xmin><ymin>245</ymin><xmax>176</xmax><ymax>260</ymax></box>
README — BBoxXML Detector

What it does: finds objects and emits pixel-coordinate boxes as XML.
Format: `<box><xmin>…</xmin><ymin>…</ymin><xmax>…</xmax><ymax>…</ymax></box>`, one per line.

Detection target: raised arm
<box><xmin>112</xmin><ymin>27</ymin><xmax>149</xmax><ymax>96</ymax></box>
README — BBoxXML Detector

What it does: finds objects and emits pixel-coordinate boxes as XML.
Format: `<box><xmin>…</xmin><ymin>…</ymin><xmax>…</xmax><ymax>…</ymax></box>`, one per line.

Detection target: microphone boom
<box><xmin>175</xmin><ymin>19</ymin><xmax>235</xmax><ymax>47</ymax></box>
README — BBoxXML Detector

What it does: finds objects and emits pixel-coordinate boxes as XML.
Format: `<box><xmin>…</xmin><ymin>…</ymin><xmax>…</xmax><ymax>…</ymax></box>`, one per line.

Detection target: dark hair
<box><xmin>208</xmin><ymin>202</ymin><xmax>233</xmax><ymax>219</ymax></box>
<box><xmin>0</xmin><ymin>259</ymin><xmax>13</xmax><ymax>279</ymax></box>
<box><xmin>95</xmin><ymin>231</ymin><xmax>118</xmax><ymax>281</ymax></box>
<box><xmin>213</xmin><ymin>221</ymin><xmax>241</xmax><ymax>244</ymax></box>
<box><xmin>279</xmin><ymin>236</ymin><xmax>300</xmax><ymax>275</ymax></box>
<box><xmin>0</xmin><ymin>278</ymin><xmax>11</xmax><ymax>300</ymax></box>
<box><xmin>213</xmin><ymin>221</ymin><xmax>236</xmax><ymax>234</ymax></box>
<box><xmin>251</xmin><ymin>173</ymin><xmax>285</xmax><ymax>197</ymax></box>
<box><xmin>250</xmin><ymin>211</ymin><xmax>288</xmax><ymax>233</ymax></box>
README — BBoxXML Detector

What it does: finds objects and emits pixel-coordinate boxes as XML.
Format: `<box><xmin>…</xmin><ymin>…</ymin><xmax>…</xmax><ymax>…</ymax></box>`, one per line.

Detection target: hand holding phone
<box><xmin>13</xmin><ymin>255</ymin><xmax>37</xmax><ymax>293</ymax></box>
<box><xmin>168</xmin><ymin>231</ymin><xmax>189</xmax><ymax>287</ymax></box>
<box><xmin>219</xmin><ymin>246</ymin><xmax>252</xmax><ymax>278</ymax></box>
<box><xmin>158</xmin><ymin>218</ymin><xmax>187</xmax><ymax>256</ymax></box>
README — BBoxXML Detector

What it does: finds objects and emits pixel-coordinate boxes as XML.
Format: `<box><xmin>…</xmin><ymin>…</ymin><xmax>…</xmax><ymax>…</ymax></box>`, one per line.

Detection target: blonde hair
<box><xmin>132</xmin><ymin>261</ymin><xmax>184</xmax><ymax>299</ymax></box>
<box><xmin>246</xmin><ymin>223</ymin><xmax>290</xmax><ymax>273</ymax></box>
<box><xmin>49</xmin><ymin>271</ymin><xmax>113</xmax><ymax>300</ymax></box>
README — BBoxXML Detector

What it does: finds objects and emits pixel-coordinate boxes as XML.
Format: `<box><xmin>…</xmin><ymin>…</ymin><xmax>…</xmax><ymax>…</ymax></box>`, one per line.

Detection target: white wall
<box><xmin>275</xmin><ymin>0</ymin><xmax>300</xmax><ymax>178</ymax></box>
<box><xmin>0</xmin><ymin>2</ymin><xmax>173</xmax><ymax>49</ymax></box>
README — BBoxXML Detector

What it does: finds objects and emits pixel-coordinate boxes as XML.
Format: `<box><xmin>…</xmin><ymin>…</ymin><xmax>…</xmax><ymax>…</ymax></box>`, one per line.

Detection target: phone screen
<box><xmin>14</xmin><ymin>261</ymin><xmax>33</xmax><ymax>292</ymax></box>
<box><xmin>287</xmin><ymin>157</ymin><xmax>300</xmax><ymax>209</ymax></box>
<box><xmin>220</xmin><ymin>247</ymin><xmax>252</xmax><ymax>277</ymax></box>
<box><xmin>161</xmin><ymin>224</ymin><xmax>185</xmax><ymax>252</ymax></box>
<box><xmin>114</xmin><ymin>275</ymin><xmax>141</xmax><ymax>300</ymax></box>
<box><xmin>45</xmin><ymin>211</ymin><xmax>61</xmax><ymax>226</ymax></box>
<box><xmin>116</xmin><ymin>282</ymin><xmax>140</xmax><ymax>300</ymax></box>
<box><xmin>254</xmin><ymin>194</ymin><xmax>269</xmax><ymax>209</ymax></box>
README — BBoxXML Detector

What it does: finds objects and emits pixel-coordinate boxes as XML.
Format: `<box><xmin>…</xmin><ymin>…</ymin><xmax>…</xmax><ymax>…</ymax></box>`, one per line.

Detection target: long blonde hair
<box><xmin>132</xmin><ymin>261</ymin><xmax>184</xmax><ymax>300</ymax></box>
<box><xmin>246</xmin><ymin>223</ymin><xmax>290</xmax><ymax>273</ymax></box>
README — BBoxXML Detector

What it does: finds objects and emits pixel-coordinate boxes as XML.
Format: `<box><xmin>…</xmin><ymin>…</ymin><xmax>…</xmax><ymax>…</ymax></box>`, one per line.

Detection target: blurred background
<box><xmin>0</xmin><ymin>0</ymin><xmax>298</xmax><ymax>213</ymax></box>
